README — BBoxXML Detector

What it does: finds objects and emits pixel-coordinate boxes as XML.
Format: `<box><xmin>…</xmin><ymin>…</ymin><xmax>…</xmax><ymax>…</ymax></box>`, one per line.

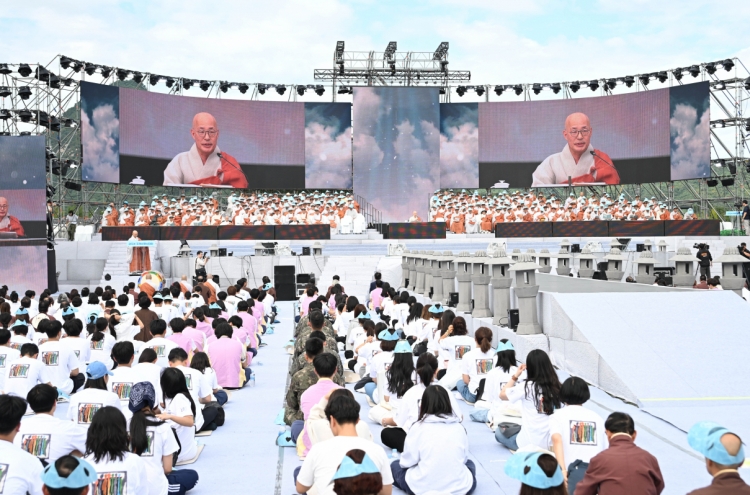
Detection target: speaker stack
<box><xmin>274</xmin><ymin>265</ymin><xmax>297</xmax><ymax>301</ymax></box>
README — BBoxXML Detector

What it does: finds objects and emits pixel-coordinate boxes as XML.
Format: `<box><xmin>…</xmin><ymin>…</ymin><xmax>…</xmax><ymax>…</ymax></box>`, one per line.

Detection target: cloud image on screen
<box><xmin>670</xmin><ymin>82</ymin><xmax>710</xmax><ymax>181</ymax></box>
<box><xmin>80</xmin><ymin>82</ymin><xmax>120</xmax><ymax>183</ymax></box>
<box><xmin>0</xmin><ymin>244</ymin><xmax>48</xmax><ymax>293</ymax></box>
<box><xmin>353</xmin><ymin>87</ymin><xmax>440</xmax><ymax>222</ymax></box>
<box><xmin>304</xmin><ymin>103</ymin><xmax>352</xmax><ymax>189</ymax></box>
<box><xmin>0</xmin><ymin>135</ymin><xmax>47</xmax><ymax>189</ymax></box>
<box><xmin>440</xmin><ymin>103</ymin><xmax>478</xmax><ymax>188</ymax></box>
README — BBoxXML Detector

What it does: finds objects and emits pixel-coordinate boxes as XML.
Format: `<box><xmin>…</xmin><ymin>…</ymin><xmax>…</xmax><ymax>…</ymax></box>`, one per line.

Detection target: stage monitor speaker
<box><xmin>296</xmin><ymin>273</ymin><xmax>311</xmax><ymax>284</ymax></box>
<box><xmin>596</xmin><ymin>261</ymin><xmax>609</xmax><ymax>272</ymax></box>
<box><xmin>508</xmin><ymin>309</ymin><xmax>519</xmax><ymax>331</ymax></box>
<box><xmin>47</xmin><ymin>249</ymin><xmax>58</xmax><ymax>293</ymax></box>
<box><xmin>275</xmin><ymin>283</ymin><xmax>297</xmax><ymax>301</ymax></box>
<box><xmin>274</xmin><ymin>265</ymin><xmax>296</xmax><ymax>288</ymax></box>
<box><xmin>218</xmin><ymin>248</ymin><xmax>227</xmax><ymax>257</ymax></box>
<box><xmin>636</xmin><ymin>243</ymin><xmax>645</xmax><ymax>252</ymax></box>
<box><xmin>302</xmin><ymin>247</ymin><xmax>311</xmax><ymax>256</ymax></box>
<box><xmin>448</xmin><ymin>292</ymin><xmax>459</xmax><ymax>307</ymax></box>
<box><xmin>593</xmin><ymin>271</ymin><xmax>608</xmax><ymax>280</ymax></box>
<box><xmin>570</xmin><ymin>244</ymin><xmax>581</xmax><ymax>253</ymax></box>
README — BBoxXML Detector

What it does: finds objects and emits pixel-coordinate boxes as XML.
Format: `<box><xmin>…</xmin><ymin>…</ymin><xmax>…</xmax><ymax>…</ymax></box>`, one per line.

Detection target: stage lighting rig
<box><xmin>433</xmin><ymin>42</ymin><xmax>449</xmax><ymax>60</ymax></box>
<box><xmin>60</xmin><ymin>56</ymin><xmax>73</xmax><ymax>69</ymax></box>
<box><xmin>672</xmin><ymin>69</ymin><xmax>683</xmax><ymax>81</ymax></box>
<box><xmin>512</xmin><ymin>85</ymin><xmax>523</xmax><ymax>95</ymax></box>
<box><xmin>588</xmin><ymin>80</ymin><xmax>599</xmax><ymax>91</ymax></box>
<box><xmin>639</xmin><ymin>75</ymin><xmax>650</xmax><ymax>86</ymax></box>
<box><xmin>18</xmin><ymin>109</ymin><xmax>32</xmax><ymax>122</ymax></box>
<box><xmin>165</xmin><ymin>77</ymin><xmax>175</xmax><ymax>88</ymax></box>
<box><xmin>276</xmin><ymin>85</ymin><xmax>287</xmax><ymax>95</ymax></box>
<box><xmin>494</xmin><ymin>85</ymin><xmax>504</xmax><ymax>96</ymax></box>
<box><xmin>297</xmin><ymin>85</ymin><xmax>306</xmax><ymax>96</ymax></box>
<box><xmin>72</xmin><ymin>61</ymin><xmax>83</xmax><ymax>73</ymax></box>
<box><xmin>0</xmin><ymin>64</ymin><xmax>11</xmax><ymax>75</ymax></box>
<box><xmin>238</xmin><ymin>83</ymin><xmax>249</xmax><ymax>94</ymax></box>
<box><xmin>704</xmin><ymin>62</ymin><xmax>716</xmax><ymax>75</ymax></box>
<box><xmin>314</xmin><ymin>85</ymin><xmax>325</xmax><ymax>96</ymax></box>
<box><xmin>475</xmin><ymin>86</ymin><xmax>485</xmax><ymax>96</ymax></box>
<box><xmin>18</xmin><ymin>64</ymin><xmax>32</xmax><ymax>77</ymax></box>
<box><xmin>116</xmin><ymin>69</ymin><xmax>130</xmax><ymax>81</ymax></box>
<box><xmin>84</xmin><ymin>63</ymin><xmax>97</xmax><ymax>76</ymax></box>
<box><xmin>689</xmin><ymin>65</ymin><xmax>700</xmax><ymax>78</ymax></box>
<box><xmin>456</xmin><ymin>86</ymin><xmax>467</xmax><ymax>97</ymax></box>
<box><xmin>385</xmin><ymin>41</ymin><xmax>397</xmax><ymax>60</ymax></box>
<box><xmin>656</xmin><ymin>71</ymin><xmax>667</xmax><ymax>83</ymax></box>
<box><xmin>132</xmin><ymin>72</ymin><xmax>144</xmax><ymax>84</ymax></box>
<box><xmin>100</xmin><ymin>66</ymin><xmax>112</xmax><ymax>78</ymax></box>
<box><xmin>0</xmin><ymin>86</ymin><xmax>9</xmax><ymax>97</ymax></box>
<box><xmin>183</xmin><ymin>79</ymin><xmax>194</xmax><ymax>90</ymax></box>
<box><xmin>605</xmin><ymin>79</ymin><xmax>617</xmax><ymax>90</ymax></box>
<box><xmin>0</xmin><ymin>109</ymin><xmax>10</xmax><ymax>120</ymax></box>
<box><xmin>569</xmin><ymin>81</ymin><xmax>580</xmax><ymax>93</ymax></box>
<box><xmin>744</xmin><ymin>77</ymin><xmax>750</xmax><ymax>91</ymax></box>
<box><xmin>199</xmin><ymin>80</ymin><xmax>210</xmax><ymax>91</ymax></box>
<box><xmin>258</xmin><ymin>84</ymin><xmax>268</xmax><ymax>95</ymax></box>
<box><xmin>550</xmin><ymin>83</ymin><xmax>561</xmax><ymax>94</ymax></box>
<box><xmin>219</xmin><ymin>81</ymin><xmax>230</xmax><ymax>93</ymax></box>
<box><xmin>149</xmin><ymin>74</ymin><xmax>161</xmax><ymax>86</ymax></box>
<box><xmin>18</xmin><ymin>86</ymin><xmax>32</xmax><ymax>100</ymax></box>
<box><xmin>532</xmin><ymin>83</ymin><xmax>542</xmax><ymax>95</ymax></box>
<box><xmin>722</xmin><ymin>59</ymin><xmax>734</xmax><ymax>71</ymax></box>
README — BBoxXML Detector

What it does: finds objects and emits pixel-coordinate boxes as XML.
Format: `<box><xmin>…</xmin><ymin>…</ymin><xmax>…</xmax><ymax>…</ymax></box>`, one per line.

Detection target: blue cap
<box><xmin>331</xmin><ymin>453</ymin><xmax>380</xmax><ymax>481</ymax></box>
<box><xmin>153</xmin><ymin>293</ymin><xmax>163</xmax><ymax>300</ymax></box>
<box><xmin>15</xmin><ymin>308</ymin><xmax>28</xmax><ymax>315</ymax></box>
<box><xmin>394</xmin><ymin>340</ymin><xmax>412</xmax><ymax>354</ymax></box>
<box><xmin>209</xmin><ymin>303</ymin><xmax>222</xmax><ymax>310</ymax></box>
<box><xmin>428</xmin><ymin>304</ymin><xmax>444</xmax><ymax>314</ymax></box>
<box><xmin>10</xmin><ymin>320</ymin><xmax>27</xmax><ymax>329</ymax></box>
<box><xmin>41</xmin><ymin>456</ymin><xmax>98</xmax><ymax>489</ymax></box>
<box><xmin>263</xmin><ymin>283</ymin><xmax>272</xmax><ymax>291</ymax></box>
<box><xmin>688</xmin><ymin>421</ymin><xmax>745</xmax><ymax>465</ymax></box>
<box><xmin>85</xmin><ymin>361</ymin><xmax>113</xmax><ymax>380</ymax></box>
<box><xmin>357</xmin><ymin>311</ymin><xmax>371</xmax><ymax>320</ymax></box>
<box><xmin>497</xmin><ymin>341</ymin><xmax>515</xmax><ymax>352</ymax></box>
<box><xmin>62</xmin><ymin>307</ymin><xmax>78</xmax><ymax>316</ymax></box>
<box><xmin>504</xmin><ymin>452</ymin><xmax>564</xmax><ymax>489</ymax></box>
<box><xmin>377</xmin><ymin>329</ymin><xmax>400</xmax><ymax>341</ymax></box>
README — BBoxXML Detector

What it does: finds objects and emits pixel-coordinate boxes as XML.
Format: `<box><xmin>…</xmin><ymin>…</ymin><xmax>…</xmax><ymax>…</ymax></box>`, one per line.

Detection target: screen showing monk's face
<box><xmin>0</xmin><ymin>136</ymin><xmax>48</xmax><ymax>240</ymax></box>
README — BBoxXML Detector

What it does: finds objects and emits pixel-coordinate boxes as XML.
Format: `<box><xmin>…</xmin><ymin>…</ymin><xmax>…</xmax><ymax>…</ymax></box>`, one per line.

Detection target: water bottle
<box><xmin>249</xmin><ymin>371</ymin><xmax>256</xmax><ymax>387</ymax></box>
<box><xmin>389</xmin><ymin>448</ymin><xmax>399</xmax><ymax>460</ymax></box>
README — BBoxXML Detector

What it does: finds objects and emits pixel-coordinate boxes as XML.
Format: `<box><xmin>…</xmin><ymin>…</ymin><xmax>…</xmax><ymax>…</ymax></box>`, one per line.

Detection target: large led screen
<box><xmin>0</xmin><ymin>241</ymin><xmax>49</xmax><ymax>293</ymax></box>
<box><xmin>81</xmin><ymin>82</ymin><xmax>352</xmax><ymax>190</ymax></box>
<box><xmin>353</xmin><ymin>87</ymin><xmax>440</xmax><ymax>223</ymax></box>
<box><xmin>476</xmin><ymin>82</ymin><xmax>709</xmax><ymax>188</ymax></box>
<box><xmin>0</xmin><ymin>136</ymin><xmax>48</xmax><ymax>240</ymax></box>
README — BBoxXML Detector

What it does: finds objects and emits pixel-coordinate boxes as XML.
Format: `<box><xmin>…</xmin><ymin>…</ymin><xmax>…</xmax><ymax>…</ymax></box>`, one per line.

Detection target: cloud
<box><xmin>440</xmin><ymin>120</ymin><xmax>478</xmax><ymax>188</ymax></box>
<box><xmin>305</xmin><ymin>121</ymin><xmax>352</xmax><ymax>188</ymax></box>
<box><xmin>82</xmin><ymin>104</ymin><xmax>120</xmax><ymax>183</ymax></box>
<box><xmin>670</xmin><ymin>103</ymin><xmax>710</xmax><ymax>180</ymax></box>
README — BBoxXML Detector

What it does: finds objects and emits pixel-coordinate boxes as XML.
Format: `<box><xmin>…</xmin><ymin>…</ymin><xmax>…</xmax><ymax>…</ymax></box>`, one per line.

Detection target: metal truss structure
<box><xmin>0</xmin><ymin>48</ymin><xmax>748</xmax><ymax>236</ymax></box>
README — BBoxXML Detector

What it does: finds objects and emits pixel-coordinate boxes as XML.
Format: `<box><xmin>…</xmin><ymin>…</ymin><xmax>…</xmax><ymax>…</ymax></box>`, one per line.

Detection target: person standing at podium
<box><xmin>127</xmin><ymin>230</ymin><xmax>151</xmax><ymax>275</ymax></box>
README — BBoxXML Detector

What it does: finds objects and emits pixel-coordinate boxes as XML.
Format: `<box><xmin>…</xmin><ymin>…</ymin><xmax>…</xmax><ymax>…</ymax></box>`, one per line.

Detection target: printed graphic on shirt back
<box><xmin>21</xmin><ymin>433</ymin><xmax>51</xmax><ymax>459</ymax></box>
<box><xmin>112</xmin><ymin>382</ymin><xmax>133</xmax><ymax>400</ymax></box>
<box><xmin>454</xmin><ymin>345</ymin><xmax>472</xmax><ymax>360</ymax></box>
<box><xmin>475</xmin><ymin>359</ymin><xmax>493</xmax><ymax>375</ymax></box>
<box><xmin>0</xmin><ymin>463</ymin><xmax>8</xmax><ymax>492</ymax></box>
<box><xmin>9</xmin><ymin>342</ymin><xmax>21</xmax><ymax>351</ymax></box>
<box><xmin>0</xmin><ymin>355</ymin><xmax>5</xmax><ymax>368</ymax></box>
<box><xmin>185</xmin><ymin>374</ymin><xmax>193</xmax><ymax>390</ymax></box>
<box><xmin>41</xmin><ymin>351</ymin><xmax>59</xmax><ymax>366</ymax></box>
<box><xmin>8</xmin><ymin>363</ymin><xmax>29</xmax><ymax>378</ymax></box>
<box><xmin>151</xmin><ymin>345</ymin><xmax>166</xmax><ymax>357</ymax></box>
<box><xmin>91</xmin><ymin>340</ymin><xmax>105</xmax><ymax>350</ymax></box>
<box><xmin>78</xmin><ymin>403</ymin><xmax>102</xmax><ymax>424</ymax></box>
<box><xmin>141</xmin><ymin>431</ymin><xmax>155</xmax><ymax>457</ymax></box>
<box><xmin>94</xmin><ymin>471</ymin><xmax>127</xmax><ymax>495</ymax></box>
<box><xmin>37</xmin><ymin>338</ymin><xmax>48</xmax><ymax>346</ymax></box>
<box><xmin>569</xmin><ymin>420</ymin><xmax>597</xmax><ymax>445</ymax></box>
<box><xmin>74</xmin><ymin>350</ymin><xmax>81</xmax><ymax>358</ymax></box>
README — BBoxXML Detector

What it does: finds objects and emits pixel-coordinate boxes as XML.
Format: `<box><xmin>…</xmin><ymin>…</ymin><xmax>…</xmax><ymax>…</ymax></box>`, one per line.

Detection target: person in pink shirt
<box><xmin>369</xmin><ymin>280</ymin><xmax>384</xmax><ymax>311</ymax></box>
<box><xmin>192</xmin><ymin>307</ymin><xmax>214</xmax><ymax>338</ymax></box>
<box><xmin>299</xmin><ymin>287</ymin><xmax>316</xmax><ymax>318</ymax></box>
<box><xmin>299</xmin><ymin>353</ymin><xmax>341</xmax><ymax>455</ymax></box>
<box><xmin>168</xmin><ymin>318</ymin><xmax>204</xmax><ymax>353</ymax></box>
<box><xmin>249</xmin><ymin>290</ymin><xmax>265</xmax><ymax>324</ymax></box>
<box><xmin>182</xmin><ymin>319</ymin><xmax>206</xmax><ymax>352</ymax></box>
<box><xmin>228</xmin><ymin>315</ymin><xmax>253</xmax><ymax>366</ymax></box>
<box><xmin>235</xmin><ymin>301</ymin><xmax>258</xmax><ymax>352</ymax></box>
<box><xmin>207</xmin><ymin>322</ymin><xmax>249</xmax><ymax>388</ymax></box>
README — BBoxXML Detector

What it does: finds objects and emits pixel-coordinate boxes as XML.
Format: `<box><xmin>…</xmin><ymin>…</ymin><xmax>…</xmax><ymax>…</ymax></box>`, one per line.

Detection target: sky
<box><xmin>3</xmin><ymin>1</ymin><xmax>750</xmax><ymax>94</ymax></box>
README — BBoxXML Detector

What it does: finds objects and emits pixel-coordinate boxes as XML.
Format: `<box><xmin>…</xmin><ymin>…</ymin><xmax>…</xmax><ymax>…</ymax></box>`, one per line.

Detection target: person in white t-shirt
<box><xmin>0</xmin><ymin>328</ymin><xmax>21</xmax><ymax>392</ymax></box>
<box><xmin>295</xmin><ymin>394</ymin><xmax>394</xmax><ymax>495</ymax></box>
<box><xmin>158</xmin><ymin>367</ymin><xmax>202</xmax><ymax>463</ymax></box>
<box><xmin>60</xmin><ymin>320</ymin><xmax>90</xmax><ymax>365</ymax></box>
<box><xmin>128</xmin><ymin>381</ymin><xmax>199</xmax><ymax>495</ymax></box>
<box><xmin>9</xmin><ymin>320</ymin><xmax>33</xmax><ymax>352</ymax></box>
<box><xmin>134</xmin><ymin>348</ymin><xmax>164</xmax><ymax>406</ymax></box>
<box><xmin>498</xmin><ymin>349</ymin><xmax>562</xmax><ymax>452</ymax></box>
<box><xmin>141</xmin><ymin>320</ymin><xmax>179</xmax><ymax>368</ymax></box>
<box><xmin>38</xmin><ymin>320</ymin><xmax>83</xmax><ymax>394</ymax></box>
<box><xmin>3</xmin><ymin>343</ymin><xmax>50</xmax><ymax>400</ymax></box>
<box><xmin>436</xmin><ymin>316</ymin><xmax>475</xmax><ymax>390</ymax></box>
<box><xmin>550</xmin><ymin>376</ymin><xmax>607</xmax><ymax>492</ymax></box>
<box><xmin>110</xmin><ymin>342</ymin><xmax>147</xmax><ymax>409</ymax></box>
<box><xmin>167</xmin><ymin>347</ymin><xmax>221</xmax><ymax>432</ymax></box>
<box><xmin>87</xmin><ymin>317</ymin><xmax>116</xmax><ymax>369</ymax></box>
<box><xmin>456</xmin><ymin>327</ymin><xmax>496</xmax><ymax>404</ymax></box>
<box><xmin>469</xmin><ymin>339</ymin><xmax>523</xmax><ymax>425</ymax></box>
<box><xmin>15</xmin><ymin>383</ymin><xmax>87</xmax><ymax>463</ymax></box>
<box><xmin>362</xmin><ymin>329</ymin><xmax>398</xmax><ymax>404</ymax></box>
<box><xmin>83</xmin><ymin>406</ymin><xmax>149</xmax><ymax>495</ymax></box>
<box><xmin>67</xmin><ymin>361</ymin><xmax>123</xmax><ymax>428</ymax></box>
<box><xmin>0</xmin><ymin>395</ymin><xmax>45</xmax><ymax>495</ymax></box>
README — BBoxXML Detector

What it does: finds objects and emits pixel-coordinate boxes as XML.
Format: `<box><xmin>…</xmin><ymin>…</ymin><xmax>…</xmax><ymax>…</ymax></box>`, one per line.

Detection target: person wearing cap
<box><xmin>41</xmin><ymin>455</ymin><xmax>98</xmax><ymax>495</ymax></box>
<box><xmin>686</xmin><ymin>421</ymin><xmax>750</xmax><ymax>494</ymax></box>
<box><xmin>575</xmin><ymin>412</ymin><xmax>664</xmax><ymax>495</ymax></box>
<box><xmin>66</xmin><ymin>361</ymin><xmax>122</xmax><ymax>428</ymax></box>
<box><xmin>505</xmin><ymin>451</ymin><xmax>566</xmax><ymax>494</ymax></box>
<box><xmin>361</xmin><ymin>328</ymin><xmax>399</xmax><ymax>404</ymax></box>
<box><xmin>15</xmin><ymin>384</ymin><xmax>87</xmax><ymax>463</ymax></box>
<box><xmin>0</xmin><ymin>394</ymin><xmax>45</xmax><ymax>494</ymax></box>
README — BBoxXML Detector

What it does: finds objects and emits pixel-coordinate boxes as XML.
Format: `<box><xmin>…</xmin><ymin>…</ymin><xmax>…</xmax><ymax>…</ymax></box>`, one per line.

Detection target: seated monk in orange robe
<box><xmin>0</xmin><ymin>197</ymin><xmax>25</xmax><ymax>237</ymax></box>
<box><xmin>481</xmin><ymin>213</ymin><xmax>493</xmax><ymax>232</ymax></box>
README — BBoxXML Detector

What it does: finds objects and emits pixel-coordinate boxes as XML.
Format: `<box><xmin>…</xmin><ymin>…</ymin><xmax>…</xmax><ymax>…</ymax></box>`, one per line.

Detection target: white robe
<box><xmin>531</xmin><ymin>144</ymin><xmax>596</xmax><ymax>187</ymax></box>
<box><xmin>163</xmin><ymin>143</ymin><xmax>223</xmax><ymax>186</ymax></box>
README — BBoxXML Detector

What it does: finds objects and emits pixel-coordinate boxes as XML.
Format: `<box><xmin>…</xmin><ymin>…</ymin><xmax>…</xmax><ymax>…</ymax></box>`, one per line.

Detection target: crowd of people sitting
<box><xmin>98</xmin><ymin>190</ymin><xmax>367</xmax><ymax>232</ymax></box>
<box><xmin>284</xmin><ymin>273</ymin><xmax>748</xmax><ymax>495</ymax></box>
<box><xmin>0</xmin><ymin>274</ymin><xmax>275</xmax><ymax>494</ymax></box>
<box><xmin>429</xmin><ymin>190</ymin><xmax>698</xmax><ymax>234</ymax></box>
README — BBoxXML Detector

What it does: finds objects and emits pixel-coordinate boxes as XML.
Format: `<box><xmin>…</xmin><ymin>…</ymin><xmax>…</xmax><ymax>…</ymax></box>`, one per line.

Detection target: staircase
<box><xmin>99</xmin><ymin>241</ymin><xmax>157</xmax><ymax>288</ymax></box>
<box><xmin>318</xmin><ymin>255</ymin><xmax>383</xmax><ymax>302</ymax></box>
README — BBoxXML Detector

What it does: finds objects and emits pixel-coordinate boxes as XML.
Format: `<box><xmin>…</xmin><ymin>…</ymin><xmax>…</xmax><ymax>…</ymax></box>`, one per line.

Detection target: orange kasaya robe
<box><xmin>522</xmin><ymin>213</ymin><xmax>533</xmax><ymax>222</ymax></box>
<box><xmin>0</xmin><ymin>216</ymin><xmax>25</xmax><ymax>237</ymax></box>
<box><xmin>188</xmin><ymin>152</ymin><xmax>248</xmax><ymax>189</ymax></box>
<box><xmin>450</xmin><ymin>214</ymin><xmax>465</xmax><ymax>234</ymax></box>
<box><xmin>481</xmin><ymin>214</ymin><xmax>493</xmax><ymax>232</ymax></box>
<box><xmin>570</xmin><ymin>150</ymin><xmax>620</xmax><ymax>185</ymax></box>
<box><xmin>138</xmin><ymin>283</ymin><xmax>156</xmax><ymax>300</ymax></box>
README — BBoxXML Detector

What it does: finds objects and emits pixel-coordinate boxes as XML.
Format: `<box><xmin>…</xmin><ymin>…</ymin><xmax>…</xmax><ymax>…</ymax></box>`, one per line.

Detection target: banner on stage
<box><xmin>126</xmin><ymin>240</ymin><xmax>157</xmax><ymax>247</ymax></box>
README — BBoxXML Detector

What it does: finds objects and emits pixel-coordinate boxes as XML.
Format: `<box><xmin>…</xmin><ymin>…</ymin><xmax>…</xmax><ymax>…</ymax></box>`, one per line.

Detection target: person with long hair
<box><xmin>362</xmin><ymin>329</ymin><xmax>398</xmax><ymax>403</ymax></box>
<box><xmin>504</xmin><ymin>451</ymin><xmax>566</xmax><ymax>495</ymax></box>
<box><xmin>402</xmin><ymin>302</ymin><xmax>423</xmax><ymax>344</ymax></box>
<box><xmin>456</xmin><ymin>326</ymin><xmax>495</xmax><ymax>404</ymax></box>
<box><xmin>66</xmin><ymin>361</ymin><xmax>122</xmax><ymax>428</ymax></box>
<box><xmin>84</xmin><ymin>406</ymin><xmax>148</xmax><ymax>493</ymax></box>
<box><xmin>498</xmin><ymin>349</ymin><xmax>562</xmax><ymax>451</ymax></box>
<box><xmin>436</xmin><ymin>316</ymin><xmax>474</xmax><ymax>388</ymax></box>
<box><xmin>159</xmin><ymin>367</ymin><xmax>202</xmax><ymax>464</ymax></box>
<box><xmin>331</xmin><ymin>449</ymin><xmax>384</xmax><ymax>495</ymax></box>
<box><xmin>333</xmin><ymin>295</ymin><xmax>359</xmax><ymax>343</ymax></box>
<box><xmin>470</xmin><ymin>339</ymin><xmax>523</xmax><ymax>425</ymax></box>
<box><xmin>88</xmin><ymin>316</ymin><xmax>116</xmax><ymax>369</ymax></box>
<box><xmin>129</xmin><ymin>381</ymin><xmax>199</xmax><ymax>495</ymax></box>
<box><xmin>391</xmin><ymin>385</ymin><xmax>476</xmax><ymax>495</ymax></box>
<box><xmin>190</xmin><ymin>351</ymin><xmax>228</xmax><ymax>406</ymax></box>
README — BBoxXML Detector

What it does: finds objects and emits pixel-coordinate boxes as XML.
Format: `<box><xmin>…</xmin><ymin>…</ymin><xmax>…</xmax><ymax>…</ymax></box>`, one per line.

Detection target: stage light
<box><xmin>165</xmin><ymin>77</ymin><xmax>175</xmax><ymax>88</ymax></box>
<box><xmin>132</xmin><ymin>72</ymin><xmax>144</xmax><ymax>84</ymax></box>
<box><xmin>0</xmin><ymin>109</ymin><xmax>10</xmax><ymax>120</ymax></box>
<box><xmin>728</xmin><ymin>161</ymin><xmax>737</xmax><ymax>175</ymax></box>
<box><xmin>721</xmin><ymin>178</ymin><xmax>734</xmax><ymax>187</ymax></box>
<box><xmin>532</xmin><ymin>83</ymin><xmax>542</xmax><ymax>95</ymax></box>
<box><xmin>314</xmin><ymin>85</ymin><xmax>325</xmax><ymax>96</ymax></box>
<box><xmin>18</xmin><ymin>64</ymin><xmax>32</xmax><ymax>77</ymax></box>
<box><xmin>18</xmin><ymin>86</ymin><xmax>32</xmax><ymax>100</ymax></box>
<box><xmin>706</xmin><ymin>179</ymin><xmax>718</xmax><ymax>187</ymax></box>
<box><xmin>338</xmin><ymin>62</ymin><xmax>344</xmax><ymax>76</ymax></box>
<box><xmin>0</xmin><ymin>86</ymin><xmax>9</xmax><ymax>97</ymax></box>
<box><xmin>744</xmin><ymin>77</ymin><xmax>750</xmax><ymax>91</ymax></box>
<box><xmin>219</xmin><ymin>81</ymin><xmax>230</xmax><ymax>93</ymax></box>
<box><xmin>389</xmin><ymin>61</ymin><xmax>396</xmax><ymax>76</ymax></box>
<box><xmin>605</xmin><ymin>79</ymin><xmax>616</xmax><ymax>91</ymax></box>
<box><xmin>639</xmin><ymin>75</ymin><xmax>650</xmax><ymax>86</ymax></box>
<box><xmin>475</xmin><ymin>86</ymin><xmax>485</xmax><ymax>96</ymax></box>
<box><xmin>745</xmin><ymin>119</ymin><xmax>750</xmax><ymax>132</ymax></box>
<box><xmin>72</xmin><ymin>61</ymin><xmax>83</xmax><ymax>73</ymax></box>
<box><xmin>689</xmin><ymin>65</ymin><xmax>700</xmax><ymax>78</ymax></box>
<box><xmin>494</xmin><ymin>85</ymin><xmax>504</xmax><ymax>96</ymax></box>
<box><xmin>238</xmin><ymin>83</ymin><xmax>249</xmax><ymax>94</ymax></box>
<box><xmin>297</xmin><ymin>86</ymin><xmax>306</xmax><ymax>96</ymax></box>
<box><xmin>149</xmin><ymin>74</ymin><xmax>161</xmax><ymax>86</ymax></box>
<box><xmin>513</xmin><ymin>85</ymin><xmax>523</xmax><ymax>95</ymax></box>
<box><xmin>64</xmin><ymin>181</ymin><xmax>81</xmax><ymax>191</ymax></box>
<box><xmin>569</xmin><ymin>81</ymin><xmax>580</xmax><ymax>93</ymax></box>
<box><xmin>588</xmin><ymin>80</ymin><xmax>599</xmax><ymax>91</ymax></box>
<box><xmin>722</xmin><ymin>59</ymin><xmax>734</xmax><ymax>71</ymax></box>
<box><xmin>19</xmin><ymin>131</ymin><xmax>31</xmax><ymax>136</ymax></box>
<box><xmin>623</xmin><ymin>76</ymin><xmax>635</xmax><ymax>87</ymax></box>
<box><xmin>183</xmin><ymin>79</ymin><xmax>194</xmax><ymax>90</ymax></box>
<box><xmin>705</xmin><ymin>62</ymin><xmax>716</xmax><ymax>75</ymax></box>
<box><xmin>551</xmin><ymin>83</ymin><xmax>561</xmax><ymax>94</ymax></box>
<box><xmin>258</xmin><ymin>84</ymin><xmax>267</xmax><ymax>95</ymax></box>
<box><xmin>116</xmin><ymin>69</ymin><xmax>129</xmax><ymax>81</ymax></box>
<box><xmin>50</xmin><ymin>159</ymin><xmax>61</xmax><ymax>175</ymax></box>
<box><xmin>713</xmin><ymin>81</ymin><xmax>725</xmax><ymax>90</ymax></box>
<box><xmin>276</xmin><ymin>85</ymin><xmax>287</xmax><ymax>95</ymax></box>
<box><xmin>672</xmin><ymin>69</ymin><xmax>683</xmax><ymax>81</ymax></box>
<box><xmin>439</xmin><ymin>87</ymin><xmax>446</xmax><ymax>95</ymax></box>
<box><xmin>100</xmin><ymin>66</ymin><xmax>112</xmax><ymax>78</ymax></box>
<box><xmin>17</xmin><ymin>109</ymin><xmax>32</xmax><ymax>122</ymax></box>
<box><xmin>441</xmin><ymin>60</ymin><xmax>449</xmax><ymax>73</ymax></box>
<box><xmin>0</xmin><ymin>64</ymin><xmax>11</xmax><ymax>75</ymax></box>
<box><xmin>657</xmin><ymin>71</ymin><xmax>668</xmax><ymax>83</ymax></box>
<box><xmin>84</xmin><ymin>63</ymin><xmax>97</xmax><ymax>76</ymax></box>
<box><xmin>63</xmin><ymin>118</ymin><xmax>77</xmax><ymax>128</ymax></box>
<box><xmin>60</xmin><ymin>57</ymin><xmax>73</xmax><ymax>69</ymax></box>
<box><xmin>456</xmin><ymin>86</ymin><xmax>467</xmax><ymax>97</ymax></box>
<box><xmin>199</xmin><ymin>80</ymin><xmax>210</xmax><ymax>91</ymax></box>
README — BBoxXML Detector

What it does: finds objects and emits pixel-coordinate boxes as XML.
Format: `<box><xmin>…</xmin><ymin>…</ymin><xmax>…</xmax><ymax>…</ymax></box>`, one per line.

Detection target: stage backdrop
<box><xmin>353</xmin><ymin>87</ymin><xmax>440</xmax><ymax>223</ymax></box>
<box><xmin>81</xmin><ymin>82</ymin><xmax>352</xmax><ymax>189</ymax></box>
<box><xmin>0</xmin><ymin>136</ymin><xmax>48</xmax><ymax>240</ymax></box>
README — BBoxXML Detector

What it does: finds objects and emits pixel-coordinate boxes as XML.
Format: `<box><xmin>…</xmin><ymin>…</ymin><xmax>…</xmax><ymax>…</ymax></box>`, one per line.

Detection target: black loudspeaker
<box><xmin>296</xmin><ymin>273</ymin><xmax>311</xmax><ymax>284</ymax></box>
<box><xmin>508</xmin><ymin>309</ymin><xmax>519</xmax><ymax>331</ymax></box>
<box><xmin>570</xmin><ymin>244</ymin><xmax>581</xmax><ymax>253</ymax></box>
<box><xmin>596</xmin><ymin>261</ymin><xmax>609</xmax><ymax>272</ymax></box>
<box><xmin>218</xmin><ymin>248</ymin><xmax>227</xmax><ymax>257</ymax></box>
<box><xmin>47</xmin><ymin>249</ymin><xmax>58</xmax><ymax>293</ymax></box>
<box><xmin>274</xmin><ymin>265</ymin><xmax>296</xmax><ymax>301</ymax></box>
<box><xmin>448</xmin><ymin>292</ymin><xmax>459</xmax><ymax>307</ymax></box>
<box><xmin>302</xmin><ymin>247</ymin><xmax>311</xmax><ymax>256</ymax></box>
<box><xmin>636</xmin><ymin>243</ymin><xmax>645</xmax><ymax>252</ymax></box>
<box><xmin>593</xmin><ymin>271</ymin><xmax>608</xmax><ymax>281</ymax></box>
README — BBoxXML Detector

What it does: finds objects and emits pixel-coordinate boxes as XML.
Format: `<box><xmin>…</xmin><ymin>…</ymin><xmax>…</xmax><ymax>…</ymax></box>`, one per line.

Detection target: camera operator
<box><xmin>739</xmin><ymin>242</ymin><xmax>750</xmax><ymax>288</ymax></box>
<box><xmin>195</xmin><ymin>250</ymin><xmax>209</xmax><ymax>278</ymax></box>
<box><xmin>695</xmin><ymin>243</ymin><xmax>713</xmax><ymax>278</ymax></box>
<box><xmin>742</xmin><ymin>200</ymin><xmax>750</xmax><ymax>235</ymax></box>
